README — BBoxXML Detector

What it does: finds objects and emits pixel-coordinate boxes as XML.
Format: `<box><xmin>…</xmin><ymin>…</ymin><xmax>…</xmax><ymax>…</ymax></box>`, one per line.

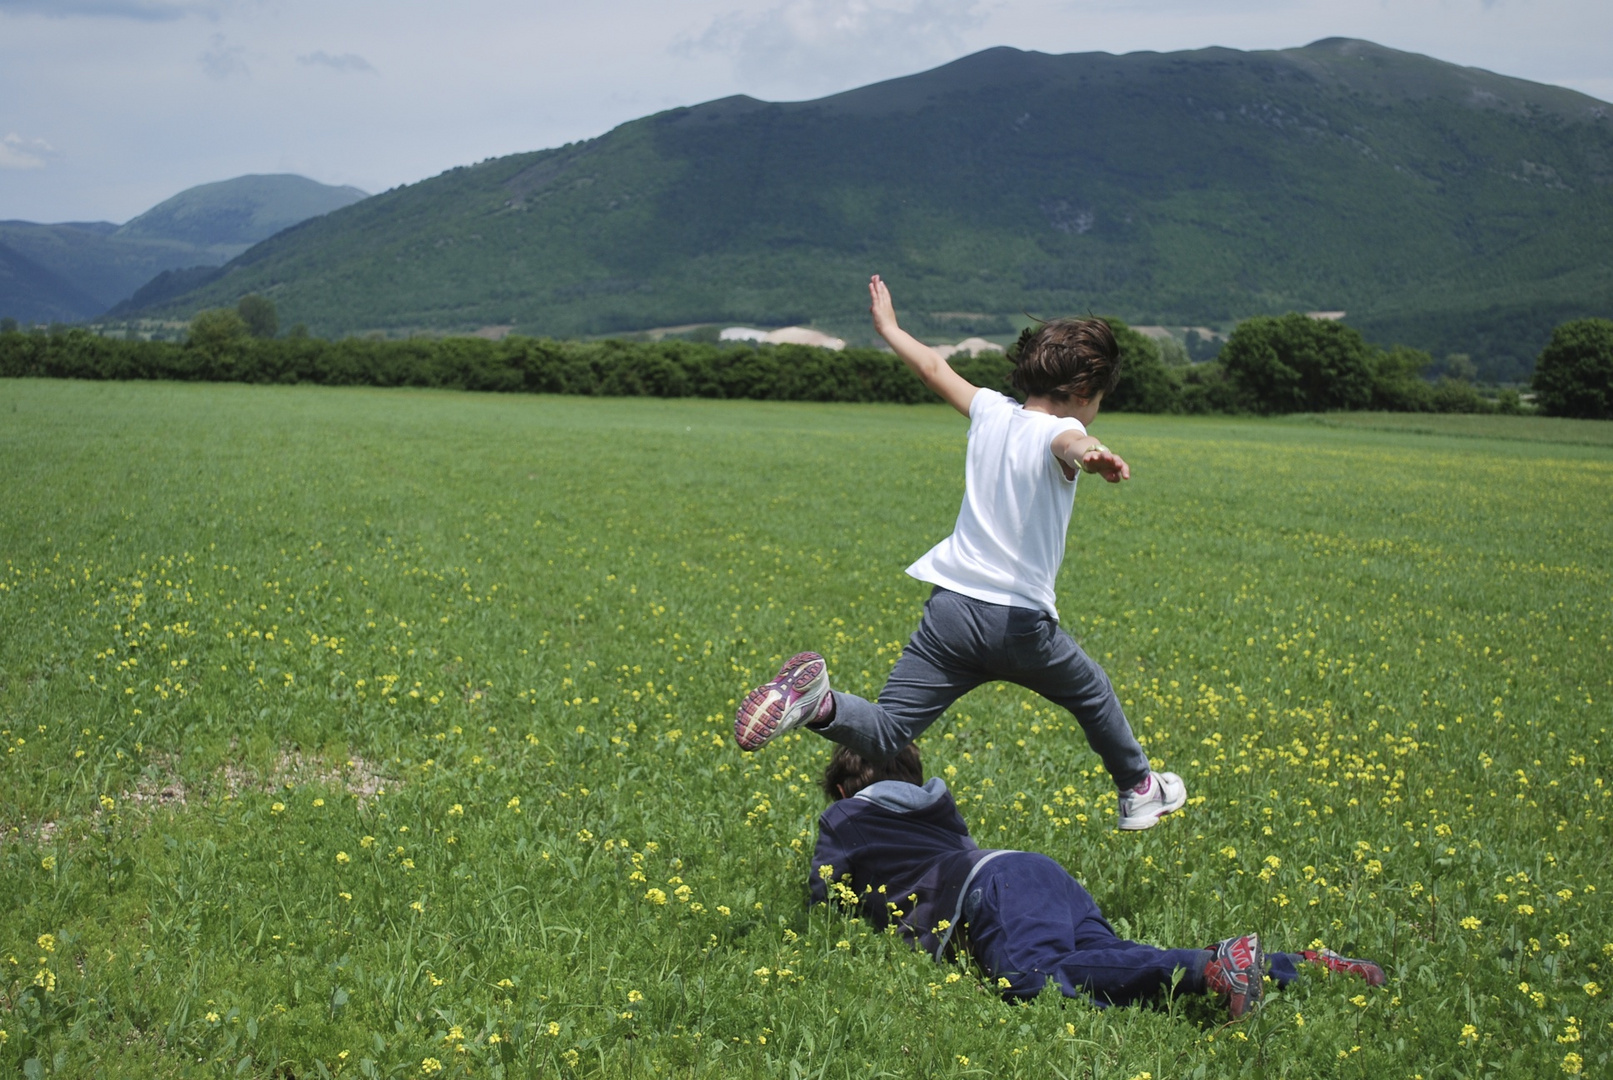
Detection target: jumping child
<box><xmin>735</xmin><ymin>274</ymin><xmax>1184</xmax><ymax>830</ymax></box>
<box><xmin>810</xmin><ymin>744</ymin><xmax>1385</xmax><ymax>1016</ymax></box>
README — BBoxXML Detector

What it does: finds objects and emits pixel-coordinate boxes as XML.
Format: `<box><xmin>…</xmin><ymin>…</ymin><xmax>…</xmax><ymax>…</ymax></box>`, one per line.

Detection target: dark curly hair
<box><xmin>1009</xmin><ymin>317</ymin><xmax>1121</xmax><ymax>401</ymax></box>
<box><xmin>821</xmin><ymin>743</ymin><xmax>923</xmax><ymax>800</ymax></box>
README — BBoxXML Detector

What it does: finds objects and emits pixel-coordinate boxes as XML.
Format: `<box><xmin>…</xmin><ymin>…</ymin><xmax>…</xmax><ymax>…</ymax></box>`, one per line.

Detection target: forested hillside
<box><xmin>132</xmin><ymin>39</ymin><xmax>1613</xmax><ymax>381</ymax></box>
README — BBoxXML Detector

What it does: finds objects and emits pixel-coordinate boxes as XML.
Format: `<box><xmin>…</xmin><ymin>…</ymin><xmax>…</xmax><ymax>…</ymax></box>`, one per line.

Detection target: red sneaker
<box><xmin>734</xmin><ymin>652</ymin><xmax>831</xmax><ymax>751</ymax></box>
<box><xmin>1204</xmin><ymin>934</ymin><xmax>1264</xmax><ymax>1020</ymax></box>
<box><xmin>1301</xmin><ymin>948</ymin><xmax>1385</xmax><ymax>987</ymax></box>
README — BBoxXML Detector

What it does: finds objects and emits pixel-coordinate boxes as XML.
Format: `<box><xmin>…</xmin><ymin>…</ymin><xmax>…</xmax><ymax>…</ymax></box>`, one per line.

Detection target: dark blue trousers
<box><xmin>963</xmin><ymin>853</ymin><xmax>1300</xmax><ymax>1005</ymax></box>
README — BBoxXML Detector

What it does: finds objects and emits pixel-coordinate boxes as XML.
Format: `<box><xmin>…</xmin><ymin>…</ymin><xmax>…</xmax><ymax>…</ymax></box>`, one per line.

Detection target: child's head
<box><xmin>821</xmin><ymin>743</ymin><xmax>923</xmax><ymax>800</ymax></box>
<box><xmin>1009</xmin><ymin>318</ymin><xmax>1121</xmax><ymax>404</ymax></box>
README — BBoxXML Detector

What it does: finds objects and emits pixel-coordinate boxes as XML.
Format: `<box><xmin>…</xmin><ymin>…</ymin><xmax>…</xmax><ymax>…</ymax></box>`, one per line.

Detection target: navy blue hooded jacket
<box><xmin>809</xmin><ymin>778</ymin><xmax>1004</xmax><ymax>958</ymax></box>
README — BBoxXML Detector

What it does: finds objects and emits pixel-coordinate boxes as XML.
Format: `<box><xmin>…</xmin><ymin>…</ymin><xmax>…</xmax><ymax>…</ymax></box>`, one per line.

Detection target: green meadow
<box><xmin>1</xmin><ymin>378</ymin><xmax>1609</xmax><ymax>1079</ymax></box>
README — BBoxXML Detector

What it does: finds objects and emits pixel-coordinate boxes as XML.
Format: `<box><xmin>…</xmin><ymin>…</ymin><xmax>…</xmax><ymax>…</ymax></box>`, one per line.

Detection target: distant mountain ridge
<box><xmin>115</xmin><ymin>174</ymin><xmax>369</xmax><ymax>250</ymax></box>
<box><xmin>119</xmin><ymin>41</ymin><xmax>1613</xmax><ymax>377</ymax></box>
<box><xmin>0</xmin><ymin>175</ymin><xmax>368</xmax><ymax>323</ymax></box>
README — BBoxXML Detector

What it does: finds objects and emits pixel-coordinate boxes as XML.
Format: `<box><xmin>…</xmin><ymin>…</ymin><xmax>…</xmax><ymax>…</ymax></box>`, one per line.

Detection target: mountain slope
<box><xmin>136</xmin><ymin>39</ymin><xmax>1613</xmax><ymax>377</ymax></box>
<box><xmin>0</xmin><ymin>240</ymin><xmax>107</xmax><ymax>324</ymax></box>
<box><xmin>0</xmin><ymin>175</ymin><xmax>368</xmax><ymax>322</ymax></box>
<box><xmin>115</xmin><ymin>174</ymin><xmax>369</xmax><ymax>250</ymax></box>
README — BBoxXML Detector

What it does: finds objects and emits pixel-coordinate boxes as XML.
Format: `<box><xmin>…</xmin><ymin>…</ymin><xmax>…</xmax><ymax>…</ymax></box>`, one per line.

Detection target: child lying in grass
<box><xmin>809</xmin><ymin>743</ymin><xmax>1384</xmax><ymax>1019</ymax></box>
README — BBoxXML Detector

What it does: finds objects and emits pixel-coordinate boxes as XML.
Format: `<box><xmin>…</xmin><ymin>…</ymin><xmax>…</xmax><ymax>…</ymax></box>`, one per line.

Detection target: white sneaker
<box><xmin>1116</xmin><ymin>771</ymin><xmax>1187</xmax><ymax>830</ymax></box>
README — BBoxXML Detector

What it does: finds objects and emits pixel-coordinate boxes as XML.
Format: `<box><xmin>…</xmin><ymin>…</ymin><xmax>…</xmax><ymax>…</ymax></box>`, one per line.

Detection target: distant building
<box><xmin>934</xmin><ymin>337</ymin><xmax>1004</xmax><ymax>359</ymax></box>
<box><xmin>720</xmin><ymin>326</ymin><xmax>846</xmax><ymax>350</ymax></box>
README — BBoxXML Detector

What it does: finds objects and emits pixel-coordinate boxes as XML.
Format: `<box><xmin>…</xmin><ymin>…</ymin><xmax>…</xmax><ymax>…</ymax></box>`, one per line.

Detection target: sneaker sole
<box><xmin>1228</xmin><ymin>936</ymin><xmax>1265</xmax><ymax>1021</ymax></box>
<box><xmin>734</xmin><ymin>653</ymin><xmax>826</xmax><ymax>752</ymax></box>
<box><xmin>1116</xmin><ymin>784</ymin><xmax>1188</xmax><ymax>831</ymax></box>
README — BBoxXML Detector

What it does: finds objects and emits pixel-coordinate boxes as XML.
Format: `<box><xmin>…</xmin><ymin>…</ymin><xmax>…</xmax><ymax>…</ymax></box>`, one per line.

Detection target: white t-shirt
<box><xmin>906</xmin><ymin>388</ymin><xmax>1087</xmax><ymax>620</ymax></box>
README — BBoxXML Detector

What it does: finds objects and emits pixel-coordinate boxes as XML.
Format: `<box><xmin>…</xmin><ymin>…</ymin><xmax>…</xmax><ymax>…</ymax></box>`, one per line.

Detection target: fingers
<box><xmin>1086</xmin><ymin>450</ymin><xmax>1129</xmax><ymax>482</ymax></box>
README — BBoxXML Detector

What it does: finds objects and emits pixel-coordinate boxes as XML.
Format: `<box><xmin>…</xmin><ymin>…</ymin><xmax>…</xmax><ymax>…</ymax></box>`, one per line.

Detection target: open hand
<box><xmin>869</xmin><ymin>274</ymin><xmax>899</xmax><ymax>338</ymax></box>
<box><xmin>1078</xmin><ymin>448</ymin><xmax>1130</xmax><ymax>483</ymax></box>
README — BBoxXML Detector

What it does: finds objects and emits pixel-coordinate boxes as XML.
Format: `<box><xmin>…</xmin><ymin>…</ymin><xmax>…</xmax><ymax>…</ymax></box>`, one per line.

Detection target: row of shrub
<box><xmin>0</xmin><ymin>326</ymin><xmax>1021</xmax><ymax>405</ymax></box>
<box><xmin>1107</xmin><ymin>314</ymin><xmax>1610</xmax><ymax>418</ymax></box>
<box><xmin>3</xmin><ymin>312</ymin><xmax>1607</xmax><ymax>417</ymax></box>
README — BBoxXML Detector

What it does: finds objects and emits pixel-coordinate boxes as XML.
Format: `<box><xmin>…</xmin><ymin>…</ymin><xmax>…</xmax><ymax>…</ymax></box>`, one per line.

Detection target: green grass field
<box><xmin>2</xmin><ymin>379</ymin><xmax>1609</xmax><ymax>1079</ymax></box>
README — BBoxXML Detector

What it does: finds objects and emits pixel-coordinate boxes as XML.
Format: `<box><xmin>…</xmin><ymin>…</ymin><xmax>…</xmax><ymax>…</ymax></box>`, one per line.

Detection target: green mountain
<box><xmin>134</xmin><ymin>40</ymin><xmax>1612</xmax><ymax>379</ymax></box>
<box><xmin>0</xmin><ymin>175</ymin><xmax>367</xmax><ymax>323</ymax></box>
<box><xmin>114</xmin><ymin>174</ymin><xmax>369</xmax><ymax>250</ymax></box>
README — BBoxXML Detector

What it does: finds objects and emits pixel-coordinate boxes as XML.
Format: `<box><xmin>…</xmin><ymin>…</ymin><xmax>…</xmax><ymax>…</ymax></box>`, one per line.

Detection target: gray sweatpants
<box><xmin>814</xmin><ymin>587</ymin><xmax>1151</xmax><ymax>790</ymax></box>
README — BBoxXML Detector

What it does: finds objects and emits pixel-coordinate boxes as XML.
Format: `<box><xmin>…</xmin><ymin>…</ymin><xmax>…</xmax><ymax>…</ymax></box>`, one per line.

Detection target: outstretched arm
<box><xmin>870</xmin><ymin>274</ymin><xmax>978</xmax><ymax>417</ymax></box>
<box><xmin>1051</xmin><ymin>428</ymin><xmax>1130</xmax><ymax>483</ymax></box>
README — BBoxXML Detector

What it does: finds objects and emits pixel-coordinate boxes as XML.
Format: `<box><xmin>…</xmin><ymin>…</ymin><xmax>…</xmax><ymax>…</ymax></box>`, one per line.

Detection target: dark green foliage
<box><xmin>1220</xmin><ymin>314</ymin><xmax>1377</xmax><ymax>413</ymax></box>
<box><xmin>0</xmin><ymin>317</ymin><xmax>16</xmax><ymax>334</ymax></box>
<box><xmin>1428</xmin><ymin>377</ymin><xmax>1492</xmax><ymax>414</ymax></box>
<box><xmin>1368</xmin><ymin>346</ymin><xmax>1437</xmax><ymax>412</ymax></box>
<box><xmin>0</xmin><ymin>330</ymin><xmax>949</xmax><ymax>405</ymax></box>
<box><xmin>186</xmin><ymin>308</ymin><xmax>249</xmax><ymax>356</ymax></box>
<box><xmin>1185</xmin><ymin>330</ymin><xmax>1222</xmax><ymax>364</ymax></box>
<box><xmin>1102</xmin><ymin>320</ymin><xmax>1180</xmax><ymax>413</ymax></box>
<box><xmin>236</xmin><ymin>294</ymin><xmax>278</xmax><ymax>339</ymax></box>
<box><xmin>1532</xmin><ymin>318</ymin><xmax>1613</xmax><ymax>419</ymax></box>
<box><xmin>1176</xmin><ymin>363</ymin><xmax>1240</xmax><ymax>415</ymax></box>
<box><xmin>1156</xmin><ymin>336</ymin><xmax>1189</xmax><ymax>367</ymax></box>
<box><xmin>6</xmin><ymin>317</ymin><xmax>1585</xmax><ymax>418</ymax></box>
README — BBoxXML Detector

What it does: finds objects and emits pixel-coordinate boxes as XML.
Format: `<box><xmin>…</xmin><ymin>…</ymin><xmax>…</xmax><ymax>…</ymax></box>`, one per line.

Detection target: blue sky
<box><xmin>2</xmin><ymin>0</ymin><xmax>1609</xmax><ymax>223</ymax></box>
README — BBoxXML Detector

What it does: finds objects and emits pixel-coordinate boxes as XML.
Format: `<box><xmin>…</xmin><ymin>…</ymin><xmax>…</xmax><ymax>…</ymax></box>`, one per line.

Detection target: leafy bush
<box><xmin>236</xmin><ymin>295</ymin><xmax>279</xmax><ymax>339</ymax></box>
<box><xmin>1175</xmin><ymin>362</ymin><xmax>1241</xmax><ymax>415</ymax></box>
<box><xmin>1102</xmin><ymin>320</ymin><xmax>1181</xmax><ymax>414</ymax></box>
<box><xmin>1427</xmin><ymin>377</ymin><xmax>1493</xmax><ymax>414</ymax></box>
<box><xmin>1368</xmin><ymin>346</ymin><xmax>1436</xmax><ymax>412</ymax></box>
<box><xmin>1219</xmin><ymin>314</ymin><xmax>1376</xmax><ymax>414</ymax></box>
<box><xmin>1532</xmin><ymin>318</ymin><xmax>1613</xmax><ymax>419</ymax></box>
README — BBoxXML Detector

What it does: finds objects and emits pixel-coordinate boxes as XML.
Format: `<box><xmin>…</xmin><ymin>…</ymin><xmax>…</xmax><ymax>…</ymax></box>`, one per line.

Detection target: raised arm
<box><xmin>869</xmin><ymin>274</ymin><xmax>978</xmax><ymax>417</ymax></box>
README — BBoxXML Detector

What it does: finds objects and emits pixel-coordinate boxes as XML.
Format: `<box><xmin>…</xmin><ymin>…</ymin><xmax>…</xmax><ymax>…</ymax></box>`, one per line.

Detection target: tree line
<box><xmin>2</xmin><ymin>301</ymin><xmax>1608</xmax><ymax>419</ymax></box>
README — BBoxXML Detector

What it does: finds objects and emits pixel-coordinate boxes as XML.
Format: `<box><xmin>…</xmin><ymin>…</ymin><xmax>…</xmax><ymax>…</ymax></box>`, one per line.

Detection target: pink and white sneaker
<box><xmin>1116</xmin><ymin>770</ymin><xmax>1187</xmax><ymax>830</ymax></box>
<box><xmin>734</xmin><ymin>652</ymin><xmax>832</xmax><ymax>752</ymax></box>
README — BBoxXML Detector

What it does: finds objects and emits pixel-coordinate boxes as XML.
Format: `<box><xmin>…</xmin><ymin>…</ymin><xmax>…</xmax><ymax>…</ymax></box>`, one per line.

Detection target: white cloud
<box><xmin>0</xmin><ymin>132</ymin><xmax>51</xmax><ymax>169</ymax></box>
<box><xmin>298</xmin><ymin>50</ymin><xmax>376</xmax><ymax>74</ymax></box>
<box><xmin>681</xmin><ymin>0</ymin><xmax>988</xmax><ymax>97</ymax></box>
<box><xmin>199</xmin><ymin>32</ymin><xmax>247</xmax><ymax>79</ymax></box>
